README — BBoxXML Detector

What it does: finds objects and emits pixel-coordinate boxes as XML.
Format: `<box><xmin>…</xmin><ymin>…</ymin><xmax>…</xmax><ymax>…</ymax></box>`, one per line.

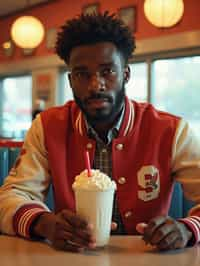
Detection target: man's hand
<box><xmin>32</xmin><ymin>209</ymin><xmax>96</xmax><ymax>252</ymax></box>
<box><xmin>136</xmin><ymin>216</ymin><xmax>193</xmax><ymax>251</ymax></box>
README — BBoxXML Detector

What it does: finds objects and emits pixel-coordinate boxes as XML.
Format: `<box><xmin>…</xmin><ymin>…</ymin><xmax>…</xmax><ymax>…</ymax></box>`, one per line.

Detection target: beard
<box><xmin>73</xmin><ymin>84</ymin><xmax>126</xmax><ymax>125</ymax></box>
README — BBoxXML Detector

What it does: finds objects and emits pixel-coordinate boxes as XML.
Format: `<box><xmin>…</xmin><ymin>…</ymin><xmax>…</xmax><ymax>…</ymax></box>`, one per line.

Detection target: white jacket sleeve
<box><xmin>0</xmin><ymin>115</ymin><xmax>51</xmax><ymax>237</ymax></box>
<box><xmin>172</xmin><ymin>118</ymin><xmax>200</xmax><ymax>243</ymax></box>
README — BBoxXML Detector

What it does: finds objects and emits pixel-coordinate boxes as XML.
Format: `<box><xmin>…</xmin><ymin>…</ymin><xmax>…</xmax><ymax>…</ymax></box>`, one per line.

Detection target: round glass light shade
<box><xmin>11</xmin><ymin>16</ymin><xmax>45</xmax><ymax>49</ymax></box>
<box><xmin>144</xmin><ymin>0</ymin><xmax>184</xmax><ymax>28</ymax></box>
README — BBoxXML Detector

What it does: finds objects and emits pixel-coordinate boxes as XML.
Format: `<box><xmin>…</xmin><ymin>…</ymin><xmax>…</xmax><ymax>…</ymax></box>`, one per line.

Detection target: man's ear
<box><xmin>124</xmin><ymin>65</ymin><xmax>130</xmax><ymax>83</ymax></box>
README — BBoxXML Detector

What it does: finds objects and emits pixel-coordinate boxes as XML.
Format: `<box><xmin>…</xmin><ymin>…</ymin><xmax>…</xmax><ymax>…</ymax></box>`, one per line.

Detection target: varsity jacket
<box><xmin>0</xmin><ymin>98</ymin><xmax>200</xmax><ymax>243</ymax></box>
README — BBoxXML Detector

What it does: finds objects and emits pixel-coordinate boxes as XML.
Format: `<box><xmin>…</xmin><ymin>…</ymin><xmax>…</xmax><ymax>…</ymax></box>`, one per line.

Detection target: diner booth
<box><xmin>0</xmin><ymin>139</ymin><xmax>54</xmax><ymax>210</ymax></box>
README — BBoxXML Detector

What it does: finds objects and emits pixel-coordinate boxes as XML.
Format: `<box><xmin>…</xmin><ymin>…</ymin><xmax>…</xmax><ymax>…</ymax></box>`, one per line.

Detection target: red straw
<box><xmin>84</xmin><ymin>151</ymin><xmax>92</xmax><ymax>177</ymax></box>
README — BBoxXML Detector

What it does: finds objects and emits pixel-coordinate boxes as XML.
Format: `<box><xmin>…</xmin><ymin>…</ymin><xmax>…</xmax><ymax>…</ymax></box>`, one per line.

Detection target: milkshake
<box><xmin>72</xmin><ymin>169</ymin><xmax>116</xmax><ymax>247</ymax></box>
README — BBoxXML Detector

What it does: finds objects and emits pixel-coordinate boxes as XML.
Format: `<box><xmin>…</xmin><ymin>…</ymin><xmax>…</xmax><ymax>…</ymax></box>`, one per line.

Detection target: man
<box><xmin>0</xmin><ymin>12</ymin><xmax>200</xmax><ymax>252</ymax></box>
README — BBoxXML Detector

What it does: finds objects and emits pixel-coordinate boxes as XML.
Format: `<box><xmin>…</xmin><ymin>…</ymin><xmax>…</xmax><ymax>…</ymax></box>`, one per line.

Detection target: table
<box><xmin>0</xmin><ymin>235</ymin><xmax>199</xmax><ymax>266</ymax></box>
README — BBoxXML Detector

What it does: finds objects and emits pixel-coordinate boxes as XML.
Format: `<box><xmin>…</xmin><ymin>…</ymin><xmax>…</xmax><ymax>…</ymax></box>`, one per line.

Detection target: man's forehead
<box><xmin>68</xmin><ymin>42</ymin><xmax>122</xmax><ymax>67</ymax></box>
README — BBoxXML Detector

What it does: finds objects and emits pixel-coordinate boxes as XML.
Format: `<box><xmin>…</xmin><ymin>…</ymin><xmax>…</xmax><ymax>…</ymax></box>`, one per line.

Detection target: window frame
<box><xmin>129</xmin><ymin>47</ymin><xmax>200</xmax><ymax>104</ymax></box>
<box><xmin>0</xmin><ymin>73</ymin><xmax>32</xmax><ymax>139</ymax></box>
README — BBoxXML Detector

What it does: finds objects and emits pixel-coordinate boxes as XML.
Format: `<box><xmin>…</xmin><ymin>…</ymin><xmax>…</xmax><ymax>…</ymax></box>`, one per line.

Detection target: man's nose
<box><xmin>88</xmin><ymin>72</ymin><xmax>106</xmax><ymax>92</ymax></box>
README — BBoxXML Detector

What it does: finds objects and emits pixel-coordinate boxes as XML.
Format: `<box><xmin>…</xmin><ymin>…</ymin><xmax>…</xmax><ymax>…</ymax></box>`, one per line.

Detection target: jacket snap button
<box><xmin>118</xmin><ymin>177</ymin><xmax>126</xmax><ymax>184</ymax></box>
<box><xmin>124</xmin><ymin>211</ymin><xmax>132</xmax><ymax>218</ymax></box>
<box><xmin>116</xmin><ymin>143</ymin><xmax>123</xmax><ymax>150</ymax></box>
<box><xmin>86</xmin><ymin>143</ymin><xmax>93</xmax><ymax>149</ymax></box>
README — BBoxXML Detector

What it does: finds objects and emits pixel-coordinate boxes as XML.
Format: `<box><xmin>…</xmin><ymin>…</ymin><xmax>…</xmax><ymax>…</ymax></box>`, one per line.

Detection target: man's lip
<box><xmin>86</xmin><ymin>98</ymin><xmax>110</xmax><ymax>108</ymax></box>
<box><xmin>87</xmin><ymin>98</ymin><xmax>109</xmax><ymax>103</ymax></box>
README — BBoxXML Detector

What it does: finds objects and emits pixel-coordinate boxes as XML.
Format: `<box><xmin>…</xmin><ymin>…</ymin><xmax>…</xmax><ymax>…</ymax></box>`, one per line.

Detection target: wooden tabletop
<box><xmin>0</xmin><ymin>235</ymin><xmax>199</xmax><ymax>266</ymax></box>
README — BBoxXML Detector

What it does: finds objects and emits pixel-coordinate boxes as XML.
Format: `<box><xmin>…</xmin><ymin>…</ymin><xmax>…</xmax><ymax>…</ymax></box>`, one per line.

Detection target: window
<box><xmin>151</xmin><ymin>56</ymin><xmax>200</xmax><ymax>134</ymax></box>
<box><xmin>126</xmin><ymin>63</ymin><xmax>148</xmax><ymax>102</ymax></box>
<box><xmin>0</xmin><ymin>75</ymin><xmax>32</xmax><ymax>139</ymax></box>
<box><xmin>58</xmin><ymin>72</ymin><xmax>73</xmax><ymax>105</ymax></box>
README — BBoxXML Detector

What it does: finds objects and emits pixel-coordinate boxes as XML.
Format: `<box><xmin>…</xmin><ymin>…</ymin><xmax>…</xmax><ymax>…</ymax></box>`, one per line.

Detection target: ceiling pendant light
<box><xmin>144</xmin><ymin>0</ymin><xmax>184</xmax><ymax>28</ymax></box>
<box><xmin>11</xmin><ymin>15</ymin><xmax>45</xmax><ymax>49</ymax></box>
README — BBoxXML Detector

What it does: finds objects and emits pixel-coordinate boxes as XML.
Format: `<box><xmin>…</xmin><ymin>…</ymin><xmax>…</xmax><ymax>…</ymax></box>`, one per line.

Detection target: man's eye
<box><xmin>102</xmin><ymin>68</ymin><xmax>116</xmax><ymax>76</ymax></box>
<box><xmin>74</xmin><ymin>72</ymin><xmax>89</xmax><ymax>79</ymax></box>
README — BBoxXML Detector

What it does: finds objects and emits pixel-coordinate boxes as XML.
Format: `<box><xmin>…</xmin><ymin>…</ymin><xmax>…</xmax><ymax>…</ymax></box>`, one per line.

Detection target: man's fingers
<box><xmin>56</xmin><ymin>216</ymin><xmax>95</xmax><ymax>244</ymax></box>
<box><xmin>61</xmin><ymin>240</ymin><xmax>84</xmax><ymax>252</ymax></box>
<box><xmin>61</xmin><ymin>209</ymin><xmax>89</xmax><ymax>229</ymax></box>
<box><xmin>136</xmin><ymin>223</ymin><xmax>148</xmax><ymax>234</ymax></box>
<box><xmin>53</xmin><ymin>238</ymin><xmax>84</xmax><ymax>252</ymax></box>
<box><xmin>51</xmin><ymin>209</ymin><xmax>96</xmax><ymax>251</ymax></box>
<box><xmin>137</xmin><ymin>217</ymin><xmax>191</xmax><ymax>251</ymax></box>
<box><xmin>150</xmin><ymin>223</ymin><xmax>175</xmax><ymax>245</ymax></box>
<box><xmin>173</xmin><ymin>237</ymin><xmax>185</xmax><ymax>249</ymax></box>
<box><xmin>157</xmin><ymin>231</ymin><xmax>179</xmax><ymax>251</ymax></box>
<box><xmin>143</xmin><ymin>216</ymin><xmax>168</xmax><ymax>243</ymax></box>
<box><xmin>56</xmin><ymin>229</ymin><xmax>95</xmax><ymax>248</ymax></box>
<box><xmin>75</xmin><ymin>228</ymin><xmax>96</xmax><ymax>243</ymax></box>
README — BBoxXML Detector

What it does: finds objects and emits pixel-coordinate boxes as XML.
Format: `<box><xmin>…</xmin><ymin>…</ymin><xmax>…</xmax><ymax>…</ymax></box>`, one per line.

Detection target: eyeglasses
<box><xmin>70</xmin><ymin>66</ymin><xmax>118</xmax><ymax>84</ymax></box>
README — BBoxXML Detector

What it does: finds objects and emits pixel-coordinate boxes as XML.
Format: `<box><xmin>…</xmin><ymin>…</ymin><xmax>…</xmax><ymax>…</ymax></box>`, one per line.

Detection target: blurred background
<box><xmin>0</xmin><ymin>0</ymin><xmax>199</xmax><ymax>140</ymax></box>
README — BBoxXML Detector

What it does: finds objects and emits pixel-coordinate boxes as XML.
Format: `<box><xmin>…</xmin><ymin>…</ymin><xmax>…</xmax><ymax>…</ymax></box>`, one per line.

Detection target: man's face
<box><xmin>68</xmin><ymin>42</ymin><xmax>130</xmax><ymax>124</ymax></box>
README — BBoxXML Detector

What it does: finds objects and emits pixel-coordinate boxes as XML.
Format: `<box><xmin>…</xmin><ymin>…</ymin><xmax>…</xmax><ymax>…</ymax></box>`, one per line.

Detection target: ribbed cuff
<box><xmin>178</xmin><ymin>216</ymin><xmax>200</xmax><ymax>245</ymax></box>
<box><xmin>13</xmin><ymin>204</ymin><xmax>48</xmax><ymax>239</ymax></box>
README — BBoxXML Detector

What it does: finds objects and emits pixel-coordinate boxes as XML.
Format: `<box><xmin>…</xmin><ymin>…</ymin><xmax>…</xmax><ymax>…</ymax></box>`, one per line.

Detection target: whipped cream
<box><xmin>72</xmin><ymin>169</ymin><xmax>116</xmax><ymax>191</ymax></box>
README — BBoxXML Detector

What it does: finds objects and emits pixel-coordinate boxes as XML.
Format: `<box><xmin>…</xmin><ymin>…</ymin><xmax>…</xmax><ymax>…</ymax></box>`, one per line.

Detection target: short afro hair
<box><xmin>56</xmin><ymin>11</ymin><xmax>136</xmax><ymax>64</ymax></box>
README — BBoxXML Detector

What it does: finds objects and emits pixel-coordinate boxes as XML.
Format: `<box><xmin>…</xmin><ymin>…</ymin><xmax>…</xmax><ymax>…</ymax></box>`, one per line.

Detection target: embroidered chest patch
<box><xmin>137</xmin><ymin>165</ymin><xmax>160</xmax><ymax>201</ymax></box>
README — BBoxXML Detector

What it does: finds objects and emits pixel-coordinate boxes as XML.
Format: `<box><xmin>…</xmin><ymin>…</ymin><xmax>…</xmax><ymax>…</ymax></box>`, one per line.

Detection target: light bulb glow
<box><xmin>11</xmin><ymin>16</ymin><xmax>45</xmax><ymax>49</ymax></box>
<box><xmin>144</xmin><ymin>0</ymin><xmax>184</xmax><ymax>28</ymax></box>
<box><xmin>3</xmin><ymin>42</ymin><xmax>11</xmax><ymax>49</ymax></box>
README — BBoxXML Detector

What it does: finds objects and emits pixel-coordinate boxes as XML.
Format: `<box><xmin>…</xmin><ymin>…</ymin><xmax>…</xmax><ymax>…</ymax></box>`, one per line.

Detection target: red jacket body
<box><xmin>41</xmin><ymin>97</ymin><xmax>180</xmax><ymax>234</ymax></box>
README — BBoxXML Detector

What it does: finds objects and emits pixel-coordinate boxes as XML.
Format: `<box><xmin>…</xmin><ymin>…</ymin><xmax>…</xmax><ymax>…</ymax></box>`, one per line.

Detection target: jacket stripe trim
<box><xmin>129</xmin><ymin>101</ymin><xmax>134</xmax><ymax>134</ymax></box>
<box><xmin>75</xmin><ymin>99</ymin><xmax>135</xmax><ymax>137</ymax></box>
<box><xmin>75</xmin><ymin>112</ymin><xmax>82</xmax><ymax>135</ymax></box>
<box><xmin>123</xmin><ymin>100</ymin><xmax>132</xmax><ymax>136</ymax></box>
<box><xmin>123</xmin><ymin>100</ymin><xmax>134</xmax><ymax>137</ymax></box>
<box><xmin>13</xmin><ymin>205</ymin><xmax>48</xmax><ymax>238</ymax></box>
<box><xmin>79</xmin><ymin>112</ymin><xmax>83</xmax><ymax>135</ymax></box>
<box><xmin>179</xmin><ymin>216</ymin><xmax>200</xmax><ymax>244</ymax></box>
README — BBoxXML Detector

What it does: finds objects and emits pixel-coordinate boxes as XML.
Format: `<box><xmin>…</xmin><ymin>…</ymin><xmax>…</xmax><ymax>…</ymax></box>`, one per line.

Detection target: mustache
<box><xmin>85</xmin><ymin>93</ymin><xmax>113</xmax><ymax>103</ymax></box>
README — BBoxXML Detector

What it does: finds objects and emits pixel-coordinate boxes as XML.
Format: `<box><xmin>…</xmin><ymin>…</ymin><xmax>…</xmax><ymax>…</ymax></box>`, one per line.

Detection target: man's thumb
<box><xmin>136</xmin><ymin>223</ymin><xmax>148</xmax><ymax>234</ymax></box>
